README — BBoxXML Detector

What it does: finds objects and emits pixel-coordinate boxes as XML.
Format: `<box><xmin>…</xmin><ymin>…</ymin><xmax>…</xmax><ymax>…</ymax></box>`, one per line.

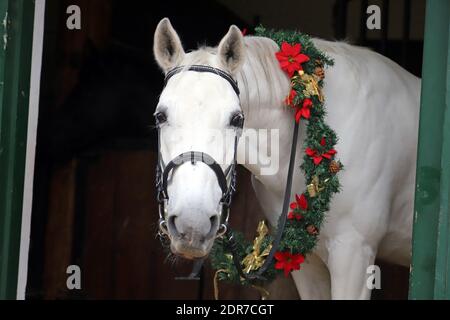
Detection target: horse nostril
<box><xmin>206</xmin><ymin>215</ymin><xmax>219</xmax><ymax>240</ymax></box>
<box><xmin>210</xmin><ymin>215</ymin><xmax>218</xmax><ymax>226</ymax></box>
<box><xmin>168</xmin><ymin>215</ymin><xmax>181</xmax><ymax>238</ymax></box>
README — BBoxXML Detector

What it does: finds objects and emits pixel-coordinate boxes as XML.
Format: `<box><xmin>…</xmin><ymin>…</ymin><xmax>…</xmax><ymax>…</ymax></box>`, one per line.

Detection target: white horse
<box><xmin>153</xmin><ymin>18</ymin><xmax>420</xmax><ymax>299</ymax></box>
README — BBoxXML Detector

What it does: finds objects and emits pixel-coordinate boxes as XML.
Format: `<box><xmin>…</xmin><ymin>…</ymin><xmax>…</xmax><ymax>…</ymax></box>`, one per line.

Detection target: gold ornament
<box><xmin>214</xmin><ymin>268</ymin><xmax>271</xmax><ymax>300</ymax></box>
<box><xmin>307</xmin><ymin>175</ymin><xmax>330</xmax><ymax>197</ymax></box>
<box><xmin>213</xmin><ymin>269</ymin><xmax>230</xmax><ymax>300</ymax></box>
<box><xmin>242</xmin><ymin>221</ymin><xmax>272</xmax><ymax>273</ymax></box>
<box><xmin>307</xmin><ymin>175</ymin><xmax>323</xmax><ymax>197</ymax></box>
<box><xmin>251</xmin><ymin>285</ymin><xmax>270</xmax><ymax>300</ymax></box>
<box><xmin>299</xmin><ymin>71</ymin><xmax>324</xmax><ymax>102</ymax></box>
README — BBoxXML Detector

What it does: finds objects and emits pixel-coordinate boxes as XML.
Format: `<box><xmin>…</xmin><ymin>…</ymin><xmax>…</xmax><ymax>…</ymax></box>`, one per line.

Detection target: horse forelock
<box><xmin>173</xmin><ymin>37</ymin><xmax>291</xmax><ymax>118</ymax></box>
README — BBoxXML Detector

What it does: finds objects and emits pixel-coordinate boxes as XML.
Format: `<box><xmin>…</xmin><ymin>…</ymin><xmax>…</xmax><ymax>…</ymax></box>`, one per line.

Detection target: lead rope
<box><xmin>224</xmin><ymin>120</ymin><xmax>300</xmax><ymax>281</ymax></box>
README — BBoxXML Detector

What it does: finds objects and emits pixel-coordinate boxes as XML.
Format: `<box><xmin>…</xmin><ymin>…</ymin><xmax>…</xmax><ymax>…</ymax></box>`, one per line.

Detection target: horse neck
<box><xmin>236</xmin><ymin>36</ymin><xmax>297</xmax><ymax>195</ymax></box>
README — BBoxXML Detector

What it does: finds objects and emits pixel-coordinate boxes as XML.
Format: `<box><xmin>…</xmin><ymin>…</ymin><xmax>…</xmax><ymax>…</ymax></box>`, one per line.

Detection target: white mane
<box><xmin>181</xmin><ymin>36</ymin><xmax>390</xmax><ymax>118</ymax></box>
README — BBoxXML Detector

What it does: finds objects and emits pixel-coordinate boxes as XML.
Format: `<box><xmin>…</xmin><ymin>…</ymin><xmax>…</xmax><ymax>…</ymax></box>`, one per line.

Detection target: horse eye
<box><xmin>230</xmin><ymin>112</ymin><xmax>244</xmax><ymax>128</ymax></box>
<box><xmin>155</xmin><ymin>111</ymin><xmax>167</xmax><ymax>125</ymax></box>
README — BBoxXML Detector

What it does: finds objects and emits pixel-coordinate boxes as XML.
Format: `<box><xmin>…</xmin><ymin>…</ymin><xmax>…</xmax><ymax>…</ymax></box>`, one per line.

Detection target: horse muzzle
<box><xmin>158</xmin><ymin>202</ymin><xmax>228</xmax><ymax>256</ymax></box>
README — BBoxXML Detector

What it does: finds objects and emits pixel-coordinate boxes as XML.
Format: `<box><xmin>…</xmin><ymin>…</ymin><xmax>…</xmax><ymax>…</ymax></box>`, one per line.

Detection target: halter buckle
<box><xmin>158</xmin><ymin>218</ymin><xmax>170</xmax><ymax>237</ymax></box>
<box><xmin>157</xmin><ymin>189</ymin><xmax>167</xmax><ymax>203</ymax></box>
<box><xmin>216</xmin><ymin>223</ymin><xmax>228</xmax><ymax>238</ymax></box>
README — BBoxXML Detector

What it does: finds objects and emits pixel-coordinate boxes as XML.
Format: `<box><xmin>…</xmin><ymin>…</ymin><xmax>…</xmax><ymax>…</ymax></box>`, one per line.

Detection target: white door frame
<box><xmin>16</xmin><ymin>0</ymin><xmax>46</xmax><ymax>300</ymax></box>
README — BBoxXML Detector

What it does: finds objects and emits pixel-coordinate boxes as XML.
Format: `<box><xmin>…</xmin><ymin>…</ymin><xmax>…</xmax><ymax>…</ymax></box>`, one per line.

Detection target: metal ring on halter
<box><xmin>216</xmin><ymin>224</ymin><xmax>227</xmax><ymax>238</ymax></box>
<box><xmin>158</xmin><ymin>218</ymin><xmax>170</xmax><ymax>237</ymax></box>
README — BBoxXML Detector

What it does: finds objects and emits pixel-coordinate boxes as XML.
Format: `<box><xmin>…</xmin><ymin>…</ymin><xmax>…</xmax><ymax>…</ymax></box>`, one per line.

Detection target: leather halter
<box><xmin>155</xmin><ymin>64</ymin><xmax>300</xmax><ymax>282</ymax></box>
<box><xmin>156</xmin><ymin>65</ymin><xmax>241</xmax><ymax>243</ymax></box>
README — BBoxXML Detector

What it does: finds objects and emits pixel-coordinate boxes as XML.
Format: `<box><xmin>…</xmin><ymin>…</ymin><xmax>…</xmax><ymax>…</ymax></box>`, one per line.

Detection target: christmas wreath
<box><xmin>210</xmin><ymin>26</ymin><xmax>342</xmax><ymax>292</ymax></box>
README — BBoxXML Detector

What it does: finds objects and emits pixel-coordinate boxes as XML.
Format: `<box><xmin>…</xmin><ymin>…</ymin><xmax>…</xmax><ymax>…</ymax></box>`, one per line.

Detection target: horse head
<box><xmin>153</xmin><ymin>18</ymin><xmax>246</xmax><ymax>259</ymax></box>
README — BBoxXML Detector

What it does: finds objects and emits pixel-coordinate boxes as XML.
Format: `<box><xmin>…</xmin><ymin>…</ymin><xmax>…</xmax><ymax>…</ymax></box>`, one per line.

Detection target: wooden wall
<box><xmin>42</xmin><ymin>151</ymin><xmax>284</xmax><ymax>299</ymax></box>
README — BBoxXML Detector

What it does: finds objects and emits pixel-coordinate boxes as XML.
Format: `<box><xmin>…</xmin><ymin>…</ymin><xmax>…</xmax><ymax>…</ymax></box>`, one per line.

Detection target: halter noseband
<box><xmin>156</xmin><ymin>65</ymin><xmax>242</xmax><ymax>240</ymax></box>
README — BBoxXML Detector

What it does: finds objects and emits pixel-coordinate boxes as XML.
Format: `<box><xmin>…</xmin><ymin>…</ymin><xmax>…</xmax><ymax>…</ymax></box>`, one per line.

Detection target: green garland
<box><xmin>210</xmin><ymin>27</ymin><xmax>342</xmax><ymax>287</ymax></box>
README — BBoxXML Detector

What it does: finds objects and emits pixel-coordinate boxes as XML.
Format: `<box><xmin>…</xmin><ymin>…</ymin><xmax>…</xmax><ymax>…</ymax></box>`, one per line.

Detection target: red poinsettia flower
<box><xmin>305</xmin><ymin>147</ymin><xmax>337</xmax><ymax>165</ymax></box>
<box><xmin>275</xmin><ymin>42</ymin><xmax>310</xmax><ymax>77</ymax></box>
<box><xmin>285</xmin><ymin>89</ymin><xmax>297</xmax><ymax>106</ymax></box>
<box><xmin>288</xmin><ymin>194</ymin><xmax>307</xmax><ymax>220</ymax></box>
<box><xmin>294</xmin><ymin>98</ymin><xmax>313</xmax><ymax>123</ymax></box>
<box><xmin>274</xmin><ymin>251</ymin><xmax>305</xmax><ymax>277</ymax></box>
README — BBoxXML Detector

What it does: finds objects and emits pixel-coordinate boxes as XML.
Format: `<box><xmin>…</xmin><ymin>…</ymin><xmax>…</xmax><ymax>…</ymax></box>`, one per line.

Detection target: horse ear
<box><xmin>217</xmin><ymin>25</ymin><xmax>246</xmax><ymax>74</ymax></box>
<box><xmin>153</xmin><ymin>18</ymin><xmax>185</xmax><ymax>72</ymax></box>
